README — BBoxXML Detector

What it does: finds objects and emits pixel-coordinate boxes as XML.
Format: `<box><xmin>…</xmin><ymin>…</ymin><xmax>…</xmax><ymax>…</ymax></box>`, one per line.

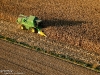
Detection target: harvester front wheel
<box><xmin>30</xmin><ymin>28</ymin><xmax>35</xmax><ymax>33</ymax></box>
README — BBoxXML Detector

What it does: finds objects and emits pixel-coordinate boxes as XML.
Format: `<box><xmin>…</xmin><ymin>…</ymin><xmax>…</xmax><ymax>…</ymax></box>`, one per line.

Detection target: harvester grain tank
<box><xmin>17</xmin><ymin>14</ymin><xmax>46</xmax><ymax>37</ymax></box>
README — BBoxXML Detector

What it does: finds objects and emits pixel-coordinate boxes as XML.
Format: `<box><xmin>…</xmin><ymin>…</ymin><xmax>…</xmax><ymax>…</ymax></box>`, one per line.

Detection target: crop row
<box><xmin>0</xmin><ymin>34</ymin><xmax>100</xmax><ymax>72</ymax></box>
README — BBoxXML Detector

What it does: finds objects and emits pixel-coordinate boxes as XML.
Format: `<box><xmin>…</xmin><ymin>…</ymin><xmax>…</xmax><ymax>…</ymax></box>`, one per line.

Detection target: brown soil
<box><xmin>0</xmin><ymin>39</ymin><xmax>100</xmax><ymax>75</ymax></box>
<box><xmin>0</xmin><ymin>0</ymin><xmax>100</xmax><ymax>54</ymax></box>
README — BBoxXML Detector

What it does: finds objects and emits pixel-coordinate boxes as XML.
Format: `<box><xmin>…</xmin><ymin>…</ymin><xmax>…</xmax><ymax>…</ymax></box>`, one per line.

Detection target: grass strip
<box><xmin>6</xmin><ymin>37</ymin><xmax>18</xmax><ymax>43</ymax></box>
<box><xmin>19</xmin><ymin>42</ymin><xmax>32</xmax><ymax>48</ymax></box>
<box><xmin>0</xmin><ymin>35</ymin><xmax>5</xmax><ymax>39</ymax></box>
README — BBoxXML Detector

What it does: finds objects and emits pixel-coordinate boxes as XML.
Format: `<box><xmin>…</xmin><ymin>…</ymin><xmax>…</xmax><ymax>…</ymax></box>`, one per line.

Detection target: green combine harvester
<box><xmin>17</xmin><ymin>14</ymin><xmax>46</xmax><ymax>37</ymax></box>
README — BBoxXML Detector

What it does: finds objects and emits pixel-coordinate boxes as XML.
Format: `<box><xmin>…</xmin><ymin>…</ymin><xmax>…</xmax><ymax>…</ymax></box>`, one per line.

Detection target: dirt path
<box><xmin>0</xmin><ymin>39</ymin><xmax>100</xmax><ymax>75</ymax></box>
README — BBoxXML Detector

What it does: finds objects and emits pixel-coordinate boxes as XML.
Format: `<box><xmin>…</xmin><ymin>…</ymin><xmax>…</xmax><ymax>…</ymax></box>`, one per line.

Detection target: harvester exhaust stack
<box><xmin>36</xmin><ymin>20</ymin><xmax>42</xmax><ymax>23</ymax></box>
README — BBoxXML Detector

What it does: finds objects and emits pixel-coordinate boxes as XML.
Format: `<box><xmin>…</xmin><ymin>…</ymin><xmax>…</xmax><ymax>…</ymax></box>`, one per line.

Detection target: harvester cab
<box><xmin>17</xmin><ymin>14</ymin><xmax>46</xmax><ymax>37</ymax></box>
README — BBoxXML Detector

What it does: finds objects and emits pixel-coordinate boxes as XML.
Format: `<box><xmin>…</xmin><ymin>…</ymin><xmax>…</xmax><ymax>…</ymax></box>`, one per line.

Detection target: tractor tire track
<box><xmin>0</xmin><ymin>58</ymin><xmax>41</xmax><ymax>75</ymax></box>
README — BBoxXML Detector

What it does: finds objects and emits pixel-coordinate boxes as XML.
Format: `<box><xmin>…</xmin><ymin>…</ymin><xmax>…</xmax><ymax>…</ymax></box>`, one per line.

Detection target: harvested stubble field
<box><xmin>0</xmin><ymin>0</ymin><xmax>100</xmax><ymax>74</ymax></box>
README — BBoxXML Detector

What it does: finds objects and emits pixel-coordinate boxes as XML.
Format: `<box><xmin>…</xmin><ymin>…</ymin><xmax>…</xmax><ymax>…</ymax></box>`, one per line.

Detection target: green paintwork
<box><xmin>17</xmin><ymin>14</ymin><xmax>42</xmax><ymax>31</ymax></box>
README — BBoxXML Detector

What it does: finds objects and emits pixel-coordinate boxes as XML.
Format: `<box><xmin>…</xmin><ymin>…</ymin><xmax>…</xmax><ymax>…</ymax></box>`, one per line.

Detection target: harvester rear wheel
<box><xmin>20</xmin><ymin>25</ymin><xmax>26</xmax><ymax>30</ymax></box>
<box><xmin>30</xmin><ymin>28</ymin><xmax>35</xmax><ymax>33</ymax></box>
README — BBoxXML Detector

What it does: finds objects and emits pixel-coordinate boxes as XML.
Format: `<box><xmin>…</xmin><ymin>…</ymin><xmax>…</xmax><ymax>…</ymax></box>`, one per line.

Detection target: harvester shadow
<box><xmin>40</xmin><ymin>19</ymin><xmax>87</xmax><ymax>28</ymax></box>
